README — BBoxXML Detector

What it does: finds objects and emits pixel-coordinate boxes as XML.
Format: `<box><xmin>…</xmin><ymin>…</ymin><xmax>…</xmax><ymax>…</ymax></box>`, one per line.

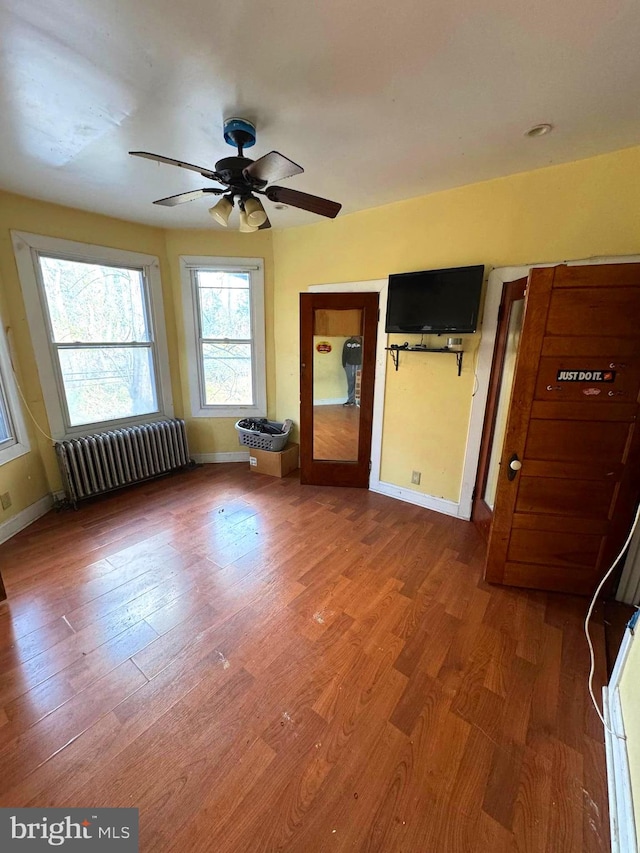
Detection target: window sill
<box><xmin>0</xmin><ymin>440</ymin><xmax>30</xmax><ymax>467</ymax></box>
<box><xmin>57</xmin><ymin>411</ymin><xmax>171</xmax><ymax>440</ymax></box>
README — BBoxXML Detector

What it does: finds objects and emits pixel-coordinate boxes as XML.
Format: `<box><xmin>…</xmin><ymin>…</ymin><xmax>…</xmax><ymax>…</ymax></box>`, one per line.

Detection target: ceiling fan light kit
<box><xmin>209</xmin><ymin>195</ymin><xmax>233</xmax><ymax>226</ymax></box>
<box><xmin>244</xmin><ymin>195</ymin><xmax>268</xmax><ymax>227</ymax></box>
<box><xmin>130</xmin><ymin>117</ymin><xmax>341</xmax><ymax>232</ymax></box>
<box><xmin>238</xmin><ymin>207</ymin><xmax>258</xmax><ymax>233</ymax></box>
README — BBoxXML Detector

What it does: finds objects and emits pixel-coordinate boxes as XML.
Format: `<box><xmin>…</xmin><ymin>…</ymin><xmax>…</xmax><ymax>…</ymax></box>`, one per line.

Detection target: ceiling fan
<box><xmin>129</xmin><ymin>118</ymin><xmax>342</xmax><ymax>231</ymax></box>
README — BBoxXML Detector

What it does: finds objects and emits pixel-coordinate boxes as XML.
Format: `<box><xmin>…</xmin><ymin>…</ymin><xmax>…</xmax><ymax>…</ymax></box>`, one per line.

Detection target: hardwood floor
<box><xmin>313</xmin><ymin>404</ymin><xmax>360</xmax><ymax>460</ymax></box>
<box><xmin>0</xmin><ymin>465</ymin><xmax>609</xmax><ymax>851</ymax></box>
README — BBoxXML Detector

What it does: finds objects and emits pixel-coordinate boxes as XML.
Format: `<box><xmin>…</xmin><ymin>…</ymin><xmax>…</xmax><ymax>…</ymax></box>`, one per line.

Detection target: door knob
<box><xmin>507</xmin><ymin>453</ymin><xmax>521</xmax><ymax>481</ymax></box>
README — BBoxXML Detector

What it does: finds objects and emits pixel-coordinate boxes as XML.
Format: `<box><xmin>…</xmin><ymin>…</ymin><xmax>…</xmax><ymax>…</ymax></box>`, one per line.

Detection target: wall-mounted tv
<box><xmin>385</xmin><ymin>264</ymin><xmax>484</xmax><ymax>334</ymax></box>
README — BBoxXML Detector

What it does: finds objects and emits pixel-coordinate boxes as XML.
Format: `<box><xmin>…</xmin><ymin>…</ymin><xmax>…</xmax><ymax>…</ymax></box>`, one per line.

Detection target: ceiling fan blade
<box><xmin>265</xmin><ymin>186</ymin><xmax>341</xmax><ymax>218</ymax></box>
<box><xmin>153</xmin><ymin>189</ymin><xmax>224</xmax><ymax>207</ymax></box>
<box><xmin>258</xmin><ymin>213</ymin><xmax>272</xmax><ymax>230</ymax></box>
<box><xmin>244</xmin><ymin>151</ymin><xmax>304</xmax><ymax>184</ymax></box>
<box><xmin>130</xmin><ymin>151</ymin><xmax>219</xmax><ymax>181</ymax></box>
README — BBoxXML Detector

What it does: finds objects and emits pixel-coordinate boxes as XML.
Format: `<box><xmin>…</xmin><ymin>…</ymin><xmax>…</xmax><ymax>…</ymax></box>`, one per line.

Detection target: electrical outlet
<box><xmin>411</xmin><ymin>471</ymin><xmax>421</xmax><ymax>485</ymax></box>
<box><xmin>0</xmin><ymin>492</ymin><xmax>11</xmax><ymax>510</ymax></box>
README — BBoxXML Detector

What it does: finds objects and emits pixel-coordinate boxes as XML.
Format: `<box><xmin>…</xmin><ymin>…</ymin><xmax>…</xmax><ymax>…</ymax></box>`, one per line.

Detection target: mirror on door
<box><xmin>312</xmin><ymin>308</ymin><xmax>363</xmax><ymax>461</ymax></box>
<box><xmin>483</xmin><ymin>297</ymin><xmax>525</xmax><ymax>509</ymax></box>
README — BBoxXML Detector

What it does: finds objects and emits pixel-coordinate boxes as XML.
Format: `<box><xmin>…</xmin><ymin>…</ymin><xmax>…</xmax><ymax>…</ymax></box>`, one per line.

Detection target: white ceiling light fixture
<box><xmin>244</xmin><ymin>195</ymin><xmax>268</xmax><ymax>227</ymax></box>
<box><xmin>208</xmin><ymin>195</ymin><xmax>233</xmax><ymax>226</ymax></box>
<box><xmin>238</xmin><ymin>206</ymin><xmax>258</xmax><ymax>233</ymax></box>
<box><xmin>525</xmin><ymin>123</ymin><xmax>553</xmax><ymax>138</ymax></box>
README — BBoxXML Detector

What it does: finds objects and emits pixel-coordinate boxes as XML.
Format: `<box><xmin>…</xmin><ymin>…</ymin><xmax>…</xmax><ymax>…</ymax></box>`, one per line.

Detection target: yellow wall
<box><xmin>162</xmin><ymin>229</ymin><xmax>275</xmax><ymax>456</ymax></box>
<box><xmin>619</xmin><ymin>629</ymin><xmax>640</xmax><ymax>841</ymax></box>
<box><xmin>0</xmin><ymin>264</ymin><xmax>50</xmax><ymax>517</ymax></box>
<box><xmin>313</xmin><ymin>337</ymin><xmax>349</xmax><ymax>402</ymax></box>
<box><xmin>2</xmin><ymin>144</ymin><xmax>640</xmax><ymax>525</ymax></box>
<box><xmin>0</xmin><ymin>190</ymin><xmax>274</xmax><ymax>525</ymax></box>
<box><xmin>0</xmin><ymin>191</ymin><xmax>174</xmax><ymax>524</ymax></box>
<box><xmin>272</xmin><ymin>145</ymin><xmax>640</xmax><ymax>501</ymax></box>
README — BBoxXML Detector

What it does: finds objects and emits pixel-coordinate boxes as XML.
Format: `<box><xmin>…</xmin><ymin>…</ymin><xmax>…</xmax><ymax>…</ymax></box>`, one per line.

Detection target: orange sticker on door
<box><xmin>316</xmin><ymin>341</ymin><xmax>332</xmax><ymax>353</ymax></box>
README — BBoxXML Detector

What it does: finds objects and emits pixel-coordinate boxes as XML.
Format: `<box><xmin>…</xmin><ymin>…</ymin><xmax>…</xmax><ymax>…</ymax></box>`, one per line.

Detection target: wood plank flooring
<box><xmin>313</xmin><ymin>404</ymin><xmax>360</xmax><ymax>460</ymax></box>
<box><xmin>0</xmin><ymin>465</ymin><xmax>609</xmax><ymax>851</ymax></box>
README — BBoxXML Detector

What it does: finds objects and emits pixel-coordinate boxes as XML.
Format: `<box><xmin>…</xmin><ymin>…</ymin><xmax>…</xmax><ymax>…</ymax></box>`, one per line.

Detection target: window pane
<box><xmin>202</xmin><ymin>343</ymin><xmax>253</xmax><ymax>405</ymax></box>
<box><xmin>39</xmin><ymin>257</ymin><xmax>149</xmax><ymax>343</ymax></box>
<box><xmin>197</xmin><ymin>271</ymin><xmax>251</xmax><ymax>339</ymax></box>
<box><xmin>58</xmin><ymin>347</ymin><xmax>157</xmax><ymax>426</ymax></box>
<box><xmin>0</xmin><ymin>386</ymin><xmax>12</xmax><ymax>444</ymax></box>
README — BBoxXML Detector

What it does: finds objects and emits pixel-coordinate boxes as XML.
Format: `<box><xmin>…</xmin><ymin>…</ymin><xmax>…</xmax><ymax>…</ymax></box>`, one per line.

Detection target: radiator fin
<box><xmin>56</xmin><ymin>418</ymin><xmax>190</xmax><ymax>503</ymax></box>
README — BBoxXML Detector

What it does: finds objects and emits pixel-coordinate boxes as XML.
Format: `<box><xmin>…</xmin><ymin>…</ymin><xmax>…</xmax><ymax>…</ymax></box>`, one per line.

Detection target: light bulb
<box><xmin>239</xmin><ymin>209</ymin><xmax>258</xmax><ymax>233</ymax></box>
<box><xmin>244</xmin><ymin>196</ymin><xmax>267</xmax><ymax>227</ymax></box>
<box><xmin>209</xmin><ymin>196</ymin><xmax>233</xmax><ymax>226</ymax></box>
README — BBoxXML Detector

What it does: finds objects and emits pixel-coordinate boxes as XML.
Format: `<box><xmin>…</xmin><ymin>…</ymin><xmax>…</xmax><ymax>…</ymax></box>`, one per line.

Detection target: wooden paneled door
<box><xmin>485</xmin><ymin>263</ymin><xmax>640</xmax><ymax>595</ymax></box>
<box><xmin>300</xmin><ymin>292</ymin><xmax>379</xmax><ymax>487</ymax></box>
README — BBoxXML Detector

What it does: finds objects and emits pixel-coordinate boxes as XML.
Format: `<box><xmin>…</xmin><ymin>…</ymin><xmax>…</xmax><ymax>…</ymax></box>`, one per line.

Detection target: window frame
<box><xmin>12</xmin><ymin>231</ymin><xmax>173</xmax><ymax>439</ymax></box>
<box><xmin>180</xmin><ymin>256</ymin><xmax>266</xmax><ymax>418</ymax></box>
<box><xmin>0</xmin><ymin>308</ymin><xmax>31</xmax><ymax>466</ymax></box>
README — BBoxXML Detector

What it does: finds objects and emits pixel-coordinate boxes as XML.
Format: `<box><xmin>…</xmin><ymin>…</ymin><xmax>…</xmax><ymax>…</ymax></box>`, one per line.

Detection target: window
<box><xmin>180</xmin><ymin>257</ymin><xmax>266</xmax><ymax>418</ymax></box>
<box><xmin>38</xmin><ymin>257</ymin><xmax>157</xmax><ymax>427</ymax></box>
<box><xmin>0</xmin><ymin>311</ymin><xmax>30</xmax><ymax>466</ymax></box>
<box><xmin>0</xmin><ymin>382</ymin><xmax>13</xmax><ymax>447</ymax></box>
<box><xmin>12</xmin><ymin>232</ymin><xmax>173</xmax><ymax>438</ymax></box>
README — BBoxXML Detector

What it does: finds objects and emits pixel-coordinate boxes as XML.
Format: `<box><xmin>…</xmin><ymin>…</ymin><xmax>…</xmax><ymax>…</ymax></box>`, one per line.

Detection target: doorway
<box><xmin>300</xmin><ymin>292</ymin><xmax>379</xmax><ymax>487</ymax></box>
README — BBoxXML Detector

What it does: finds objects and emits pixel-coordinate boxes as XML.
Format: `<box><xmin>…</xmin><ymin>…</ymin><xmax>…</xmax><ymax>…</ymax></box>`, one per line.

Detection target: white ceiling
<box><xmin>1</xmin><ymin>0</ymin><xmax>639</xmax><ymax>230</ymax></box>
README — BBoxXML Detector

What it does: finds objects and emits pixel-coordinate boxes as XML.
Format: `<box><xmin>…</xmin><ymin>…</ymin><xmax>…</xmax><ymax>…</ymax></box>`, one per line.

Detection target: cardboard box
<box><xmin>249</xmin><ymin>442</ymin><xmax>299</xmax><ymax>478</ymax></box>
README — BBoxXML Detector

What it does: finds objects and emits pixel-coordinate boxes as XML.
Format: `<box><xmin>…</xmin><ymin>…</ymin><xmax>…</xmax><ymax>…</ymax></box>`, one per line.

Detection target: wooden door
<box><xmin>472</xmin><ymin>277</ymin><xmax>527</xmax><ymax>538</ymax></box>
<box><xmin>300</xmin><ymin>292</ymin><xmax>379</xmax><ymax>487</ymax></box>
<box><xmin>485</xmin><ymin>263</ymin><xmax>640</xmax><ymax>595</ymax></box>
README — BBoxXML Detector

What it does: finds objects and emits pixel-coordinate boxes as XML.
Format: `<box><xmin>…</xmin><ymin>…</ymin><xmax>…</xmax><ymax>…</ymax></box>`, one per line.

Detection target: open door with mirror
<box><xmin>300</xmin><ymin>292</ymin><xmax>379</xmax><ymax>487</ymax></box>
<box><xmin>472</xmin><ymin>277</ymin><xmax>527</xmax><ymax>538</ymax></box>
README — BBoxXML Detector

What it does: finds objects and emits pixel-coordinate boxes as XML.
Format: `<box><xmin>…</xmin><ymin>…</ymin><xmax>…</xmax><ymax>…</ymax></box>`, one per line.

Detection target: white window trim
<box><xmin>11</xmin><ymin>231</ymin><xmax>173</xmax><ymax>440</ymax></box>
<box><xmin>0</xmin><ymin>310</ymin><xmax>31</xmax><ymax>466</ymax></box>
<box><xmin>180</xmin><ymin>255</ymin><xmax>266</xmax><ymax>418</ymax></box>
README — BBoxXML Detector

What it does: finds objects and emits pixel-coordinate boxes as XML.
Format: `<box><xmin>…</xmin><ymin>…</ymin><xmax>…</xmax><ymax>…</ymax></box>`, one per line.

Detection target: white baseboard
<box><xmin>370</xmin><ymin>480</ymin><xmax>461</xmax><ymax>518</ymax></box>
<box><xmin>603</xmin><ymin>686</ymin><xmax>637</xmax><ymax>853</ymax></box>
<box><xmin>0</xmin><ymin>494</ymin><xmax>54</xmax><ymax>545</ymax></box>
<box><xmin>604</xmin><ymin>628</ymin><xmax>638</xmax><ymax>853</ymax></box>
<box><xmin>192</xmin><ymin>451</ymin><xmax>250</xmax><ymax>464</ymax></box>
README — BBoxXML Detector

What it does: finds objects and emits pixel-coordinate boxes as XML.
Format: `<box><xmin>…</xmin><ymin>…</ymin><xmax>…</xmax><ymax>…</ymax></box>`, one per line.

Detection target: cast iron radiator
<box><xmin>55</xmin><ymin>418</ymin><xmax>191</xmax><ymax>505</ymax></box>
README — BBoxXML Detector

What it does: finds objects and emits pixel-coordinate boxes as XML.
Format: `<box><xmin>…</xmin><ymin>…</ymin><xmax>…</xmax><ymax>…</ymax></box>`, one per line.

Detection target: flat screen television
<box><xmin>385</xmin><ymin>264</ymin><xmax>484</xmax><ymax>334</ymax></box>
